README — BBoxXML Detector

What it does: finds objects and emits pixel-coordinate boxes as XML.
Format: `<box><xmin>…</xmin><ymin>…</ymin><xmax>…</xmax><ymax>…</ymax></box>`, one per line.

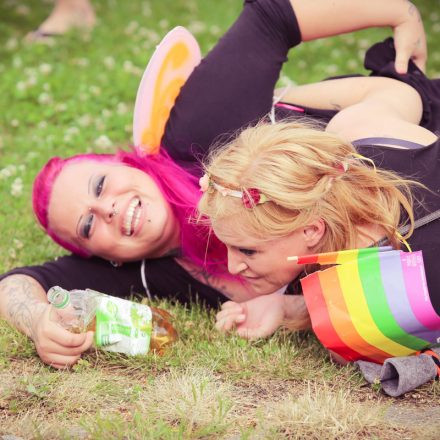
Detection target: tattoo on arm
<box><xmin>0</xmin><ymin>276</ymin><xmax>47</xmax><ymax>342</ymax></box>
<box><xmin>330</xmin><ymin>101</ymin><xmax>342</xmax><ymax>111</ymax></box>
<box><xmin>182</xmin><ymin>264</ymin><xmax>240</xmax><ymax>301</ymax></box>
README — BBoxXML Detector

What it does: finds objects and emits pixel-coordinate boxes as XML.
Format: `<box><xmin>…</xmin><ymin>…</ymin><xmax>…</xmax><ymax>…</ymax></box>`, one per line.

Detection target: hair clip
<box><xmin>199</xmin><ymin>173</ymin><xmax>268</xmax><ymax>208</ymax></box>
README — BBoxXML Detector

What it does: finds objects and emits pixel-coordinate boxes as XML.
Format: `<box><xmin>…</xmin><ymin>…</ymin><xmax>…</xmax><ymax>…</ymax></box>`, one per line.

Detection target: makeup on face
<box><xmin>48</xmin><ymin>161</ymin><xmax>180</xmax><ymax>261</ymax></box>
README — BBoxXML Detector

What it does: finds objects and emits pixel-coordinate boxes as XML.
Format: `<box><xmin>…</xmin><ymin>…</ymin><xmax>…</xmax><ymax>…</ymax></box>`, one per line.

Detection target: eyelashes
<box><xmin>239</xmin><ymin>248</ymin><xmax>256</xmax><ymax>256</ymax></box>
<box><xmin>95</xmin><ymin>175</ymin><xmax>105</xmax><ymax>197</ymax></box>
<box><xmin>81</xmin><ymin>213</ymin><xmax>94</xmax><ymax>239</ymax></box>
<box><xmin>80</xmin><ymin>175</ymin><xmax>106</xmax><ymax>239</ymax></box>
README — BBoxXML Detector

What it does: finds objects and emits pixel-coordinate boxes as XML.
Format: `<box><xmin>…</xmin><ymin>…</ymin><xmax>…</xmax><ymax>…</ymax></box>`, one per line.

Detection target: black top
<box><xmin>1</xmin><ymin>1</ymin><xmax>439</xmax><ymax>312</ymax></box>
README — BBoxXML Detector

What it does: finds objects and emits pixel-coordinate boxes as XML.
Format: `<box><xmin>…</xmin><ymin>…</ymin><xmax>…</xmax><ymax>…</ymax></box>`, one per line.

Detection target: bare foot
<box><xmin>26</xmin><ymin>0</ymin><xmax>95</xmax><ymax>41</ymax></box>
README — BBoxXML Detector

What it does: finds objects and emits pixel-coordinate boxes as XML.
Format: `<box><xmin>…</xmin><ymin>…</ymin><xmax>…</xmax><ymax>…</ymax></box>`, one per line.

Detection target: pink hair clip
<box><xmin>199</xmin><ymin>173</ymin><xmax>268</xmax><ymax>208</ymax></box>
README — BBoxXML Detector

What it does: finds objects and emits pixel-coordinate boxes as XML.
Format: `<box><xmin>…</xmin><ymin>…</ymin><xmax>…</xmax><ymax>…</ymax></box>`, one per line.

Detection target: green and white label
<box><xmin>94</xmin><ymin>296</ymin><xmax>152</xmax><ymax>355</ymax></box>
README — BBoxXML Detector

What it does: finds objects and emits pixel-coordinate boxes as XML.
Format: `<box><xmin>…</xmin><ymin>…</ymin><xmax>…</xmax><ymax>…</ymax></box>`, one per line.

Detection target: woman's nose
<box><xmin>227</xmin><ymin>250</ymin><xmax>248</xmax><ymax>275</ymax></box>
<box><xmin>90</xmin><ymin>201</ymin><xmax>118</xmax><ymax>223</ymax></box>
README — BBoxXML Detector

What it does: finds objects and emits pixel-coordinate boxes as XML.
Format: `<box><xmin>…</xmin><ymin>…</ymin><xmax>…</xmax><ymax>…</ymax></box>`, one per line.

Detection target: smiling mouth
<box><xmin>123</xmin><ymin>197</ymin><xmax>142</xmax><ymax>236</ymax></box>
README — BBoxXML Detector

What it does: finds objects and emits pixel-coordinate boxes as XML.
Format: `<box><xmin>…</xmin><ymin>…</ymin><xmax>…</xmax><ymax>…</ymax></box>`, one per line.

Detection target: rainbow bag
<box><xmin>299</xmin><ymin>247</ymin><xmax>440</xmax><ymax>364</ymax></box>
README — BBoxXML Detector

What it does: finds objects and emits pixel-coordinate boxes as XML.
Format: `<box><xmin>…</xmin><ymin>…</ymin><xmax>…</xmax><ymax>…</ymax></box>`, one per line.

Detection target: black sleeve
<box><xmin>0</xmin><ymin>254</ymin><xmax>228</xmax><ymax>308</ymax></box>
<box><xmin>0</xmin><ymin>255</ymin><xmax>145</xmax><ymax>298</ymax></box>
<box><xmin>162</xmin><ymin>0</ymin><xmax>302</xmax><ymax>172</ymax></box>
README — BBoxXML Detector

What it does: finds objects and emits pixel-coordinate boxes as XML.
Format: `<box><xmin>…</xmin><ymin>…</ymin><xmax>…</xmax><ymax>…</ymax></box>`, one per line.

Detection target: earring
<box><xmin>109</xmin><ymin>260</ymin><xmax>122</xmax><ymax>267</ymax></box>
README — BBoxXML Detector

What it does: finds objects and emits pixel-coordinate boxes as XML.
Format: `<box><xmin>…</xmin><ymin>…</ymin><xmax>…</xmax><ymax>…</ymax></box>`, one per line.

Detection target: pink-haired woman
<box><xmin>0</xmin><ymin>0</ymin><xmax>427</xmax><ymax>368</ymax></box>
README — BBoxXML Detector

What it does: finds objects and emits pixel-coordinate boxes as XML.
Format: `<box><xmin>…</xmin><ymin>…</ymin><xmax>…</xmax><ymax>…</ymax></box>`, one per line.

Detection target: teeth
<box><xmin>123</xmin><ymin>197</ymin><xmax>140</xmax><ymax>236</ymax></box>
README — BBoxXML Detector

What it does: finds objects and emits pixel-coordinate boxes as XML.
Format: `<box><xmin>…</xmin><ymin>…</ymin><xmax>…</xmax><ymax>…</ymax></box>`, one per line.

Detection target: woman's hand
<box><xmin>0</xmin><ymin>275</ymin><xmax>94</xmax><ymax>369</ymax></box>
<box><xmin>33</xmin><ymin>305</ymin><xmax>94</xmax><ymax>369</ymax></box>
<box><xmin>216</xmin><ymin>292</ymin><xmax>285</xmax><ymax>339</ymax></box>
<box><xmin>393</xmin><ymin>3</ymin><xmax>427</xmax><ymax>73</ymax></box>
<box><xmin>292</xmin><ymin>0</ymin><xmax>427</xmax><ymax>74</ymax></box>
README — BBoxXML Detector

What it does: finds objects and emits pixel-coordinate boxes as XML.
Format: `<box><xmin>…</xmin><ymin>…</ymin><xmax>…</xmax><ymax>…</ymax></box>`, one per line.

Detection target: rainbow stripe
<box><xmin>300</xmin><ymin>248</ymin><xmax>440</xmax><ymax>364</ymax></box>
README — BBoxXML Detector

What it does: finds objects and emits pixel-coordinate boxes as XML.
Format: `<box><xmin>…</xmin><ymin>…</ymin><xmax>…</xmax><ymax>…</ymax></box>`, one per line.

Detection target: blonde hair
<box><xmin>198</xmin><ymin>120</ymin><xmax>416</xmax><ymax>252</ymax></box>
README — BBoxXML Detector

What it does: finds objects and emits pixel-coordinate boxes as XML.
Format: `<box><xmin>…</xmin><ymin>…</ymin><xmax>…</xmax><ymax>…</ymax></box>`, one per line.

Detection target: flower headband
<box><xmin>199</xmin><ymin>173</ymin><xmax>268</xmax><ymax>209</ymax></box>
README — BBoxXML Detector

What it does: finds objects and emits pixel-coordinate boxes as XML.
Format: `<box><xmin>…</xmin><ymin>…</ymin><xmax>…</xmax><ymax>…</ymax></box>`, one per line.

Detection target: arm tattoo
<box><xmin>330</xmin><ymin>100</ymin><xmax>342</xmax><ymax>111</ymax></box>
<box><xmin>185</xmin><ymin>266</ymin><xmax>236</xmax><ymax>300</ymax></box>
<box><xmin>0</xmin><ymin>276</ymin><xmax>46</xmax><ymax>342</ymax></box>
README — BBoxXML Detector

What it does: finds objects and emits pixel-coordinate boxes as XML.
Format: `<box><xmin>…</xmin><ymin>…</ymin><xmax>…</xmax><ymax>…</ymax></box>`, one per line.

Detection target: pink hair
<box><xmin>33</xmin><ymin>149</ymin><xmax>227</xmax><ymax>272</ymax></box>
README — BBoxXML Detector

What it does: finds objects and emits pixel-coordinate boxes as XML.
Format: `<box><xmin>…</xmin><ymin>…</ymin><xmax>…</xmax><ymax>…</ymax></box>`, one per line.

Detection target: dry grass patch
<box><xmin>137</xmin><ymin>367</ymin><xmax>237</xmax><ymax>437</ymax></box>
<box><xmin>250</xmin><ymin>382</ymin><xmax>385</xmax><ymax>439</ymax></box>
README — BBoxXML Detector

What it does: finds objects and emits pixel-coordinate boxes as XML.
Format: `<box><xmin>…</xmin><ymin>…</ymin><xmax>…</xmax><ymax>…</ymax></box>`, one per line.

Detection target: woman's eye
<box><xmin>81</xmin><ymin>214</ymin><xmax>94</xmax><ymax>239</ymax></box>
<box><xmin>239</xmin><ymin>248</ymin><xmax>256</xmax><ymax>256</ymax></box>
<box><xmin>95</xmin><ymin>176</ymin><xmax>106</xmax><ymax>197</ymax></box>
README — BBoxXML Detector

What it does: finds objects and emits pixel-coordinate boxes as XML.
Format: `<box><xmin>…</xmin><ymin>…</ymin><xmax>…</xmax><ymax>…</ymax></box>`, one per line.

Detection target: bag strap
<box><xmin>376</xmin><ymin>208</ymin><xmax>440</xmax><ymax>247</ymax></box>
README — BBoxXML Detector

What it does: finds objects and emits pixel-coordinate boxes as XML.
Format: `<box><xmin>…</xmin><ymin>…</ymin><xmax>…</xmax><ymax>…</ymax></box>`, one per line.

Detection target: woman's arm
<box><xmin>0</xmin><ymin>275</ymin><xmax>93</xmax><ymax>369</ymax></box>
<box><xmin>291</xmin><ymin>0</ymin><xmax>426</xmax><ymax>73</ymax></box>
<box><xmin>279</xmin><ymin>76</ymin><xmax>437</xmax><ymax>146</ymax></box>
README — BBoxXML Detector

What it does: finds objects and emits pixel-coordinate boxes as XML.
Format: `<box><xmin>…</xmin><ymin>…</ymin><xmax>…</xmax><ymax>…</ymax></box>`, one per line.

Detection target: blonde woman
<box><xmin>198</xmin><ymin>70</ymin><xmax>439</xmax><ymax>340</ymax></box>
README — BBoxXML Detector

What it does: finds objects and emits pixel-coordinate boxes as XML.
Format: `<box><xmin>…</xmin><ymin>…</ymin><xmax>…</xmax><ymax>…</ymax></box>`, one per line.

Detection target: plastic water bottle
<box><xmin>47</xmin><ymin>286</ymin><xmax>177</xmax><ymax>354</ymax></box>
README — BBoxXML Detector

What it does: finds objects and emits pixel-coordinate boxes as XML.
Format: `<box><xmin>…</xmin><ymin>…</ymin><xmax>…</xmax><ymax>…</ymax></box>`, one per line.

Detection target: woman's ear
<box><xmin>302</xmin><ymin>219</ymin><xmax>325</xmax><ymax>248</ymax></box>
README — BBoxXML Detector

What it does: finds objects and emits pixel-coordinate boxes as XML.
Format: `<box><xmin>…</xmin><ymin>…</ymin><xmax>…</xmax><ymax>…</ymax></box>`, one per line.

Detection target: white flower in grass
<box><xmin>16</xmin><ymin>4</ymin><xmax>30</xmax><ymax>15</ymax></box>
<box><xmin>11</xmin><ymin>177</ymin><xmax>23</xmax><ymax>197</ymax></box>
<box><xmin>66</xmin><ymin>127</ymin><xmax>80</xmax><ymax>136</ymax></box>
<box><xmin>101</xmin><ymin>109</ymin><xmax>112</xmax><ymax>118</ymax></box>
<box><xmin>16</xmin><ymin>81</ymin><xmax>27</xmax><ymax>92</ymax></box>
<box><xmin>90</xmin><ymin>85</ymin><xmax>101</xmax><ymax>96</ymax></box>
<box><xmin>6</xmin><ymin>38</ymin><xmax>18</xmax><ymax>51</ymax></box>
<box><xmin>79</xmin><ymin>92</ymin><xmax>89</xmax><ymax>101</ymax></box>
<box><xmin>124</xmin><ymin>21</ymin><xmax>139</xmax><ymax>35</ymax></box>
<box><xmin>9</xmin><ymin>248</ymin><xmax>17</xmax><ymax>259</ymax></box>
<box><xmin>13</xmin><ymin>239</ymin><xmax>24</xmax><ymax>249</ymax></box>
<box><xmin>117</xmin><ymin>102</ymin><xmax>128</xmax><ymax>115</ymax></box>
<box><xmin>209</xmin><ymin>25</ymin><xmax>221</xmax><ymax>36</ymax></box>
<box><xmin>94</xmin><ymin>135</ymin><xmax>112</xmax><ymax>150</ymax></box>
<box><xmin>188</xmin><ymin>21</ymin><xmax>206</xmax><ymax>35</ymax></box>
<box><xmin>18</xmin><ymin>165</ymin><xmax>25</xmax><ymax>172</ymax></box>
<box><xmin>429</xmin><ymin>12</ymin><xmax>439</xmax><ymax>21</ymax></box>
<box><xmin>358</xmin><ymin>50</ymin><xmax>366</xmax><ymax>61</ymax></box>
<box><xmin>159</xmin><ymin>19</ymin><xmax>169</xmax><ymax>29</ymax></box>
<box><xmin>13</xmin><ymin>56</ymin><xmax>22</xmax><ymax>68</ymax></box>
<box><xmin>43</xmin><ymin>82</ymin><xmax>51</xmax><ymax>91</ymax></box>
<box><xmin>433</xmin><ymin>23</ymin><xmax>440</xmax><ymax>33</ymax></box>
<box><xmin>27</xmin><ymin>75</ymin><xmax>37</xmax><ymax>86</ymax></box>
<box><xmin>123</xmin><ymin>60</ymin><xmax>142</xmax><ymax>76</ymax></box>
<box><xmin>38</xmin><ymin>121</ymin><xmax>48</xmax><ymax>129</ymax></box>
<box><xmin>346</xmin><ymin>59</ymin><xmax>359</xmax><ymax>70</ymax></box>
<box><xmin>325</xmin><ymin>64</ymin><xmax>338</xmax><ymax>75</ymax></box>
<box><xmin>78</xmin><ymin>114</ymin><xmax>93</xmax><ymax>127</ymax></box>
<box><xmin>11</xmin><ymin>119</ymin><xmax>19</xmax><ymax>127</ymax></box>
<box><xmin>39</xmin><ymin>63</ymin><xmax>52</xmax><ymax>74</ymax></box>
<box><xmin>55</xmin><ymin>103</ymin><xmax>67</xmax><ymax>112</ymax></box>
<box><xmin>38</xmin><ymin>92</ymin><xmax>52</xmax><ymax>105</ymax></box>
<box><xmin>142</xmin><ymin>30</ymin><xmax>160</xmax><ymax>44</ymax></box>
<box><xmin>357</xmin><ymin>39</ymin><xmax>371</xmax><ymax>49</ymax></box>
<box><xmin>142</xmin><ymin>3</ymin><xmax>152</xmax><ymax>17</ymax></box>
<box><xmin>103</xmin><ymin>56</ymin><xmax>115</xmax><ymax>69</ymax></box>
<box><xmin>331</xmin><ymin>49</ymin><xmax>341</xmax><ymax>59</ymax></box>
<box><xmin>138</xmin><ymin>27</ymin><xmax>151</xmax><ymax>39</ymax></box>
<box><xmin>0</xmin><ymin>165</ymin><xmax>15</xmax><ymax>179</ymax></box>
<box><xmin>73</xmin><ymin>58</ymin><xmax>89</xmax><ymax>67</ymax></box>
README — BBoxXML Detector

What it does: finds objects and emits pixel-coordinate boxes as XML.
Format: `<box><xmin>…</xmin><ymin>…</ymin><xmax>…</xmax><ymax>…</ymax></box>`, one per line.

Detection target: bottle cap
<box><xmin>47</xmin><ymin>286</ymin><xmax>70</xmax><ymax>309</ymax></box>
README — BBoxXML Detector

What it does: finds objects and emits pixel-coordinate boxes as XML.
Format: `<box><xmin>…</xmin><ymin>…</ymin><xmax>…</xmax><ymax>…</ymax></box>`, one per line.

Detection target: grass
<box><xmin>1</xmin><ymin>0</ymin><xmax>440</xmax><ymax>438</ymax></box>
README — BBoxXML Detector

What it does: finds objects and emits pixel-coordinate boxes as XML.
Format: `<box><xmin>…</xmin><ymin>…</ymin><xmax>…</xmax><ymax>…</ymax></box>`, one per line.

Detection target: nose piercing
<box><xmin>111</xmin><ymin>208</ymin><xmax>119</xmax><ymax>217</ymax></box>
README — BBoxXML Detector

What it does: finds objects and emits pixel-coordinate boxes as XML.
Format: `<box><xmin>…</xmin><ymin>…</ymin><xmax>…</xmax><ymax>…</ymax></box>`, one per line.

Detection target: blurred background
<box><xmin>0</xmin><ymin>0</ymin><xmax>439</xmax><ymax>271</ymax></box>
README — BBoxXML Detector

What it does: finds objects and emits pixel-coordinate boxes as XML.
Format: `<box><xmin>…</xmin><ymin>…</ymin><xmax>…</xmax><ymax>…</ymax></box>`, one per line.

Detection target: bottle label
<box><xmin>94</xmin><ymin>296</ymin><xmax>152</xmax><ymax>355</ymax></box>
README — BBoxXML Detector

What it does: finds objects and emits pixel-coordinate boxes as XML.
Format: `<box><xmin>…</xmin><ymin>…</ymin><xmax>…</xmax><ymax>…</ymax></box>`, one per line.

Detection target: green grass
<box><xmin>1</xmin><ymin>0</ymin><xmax>440</xmax><ymax>438</ymax></box>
